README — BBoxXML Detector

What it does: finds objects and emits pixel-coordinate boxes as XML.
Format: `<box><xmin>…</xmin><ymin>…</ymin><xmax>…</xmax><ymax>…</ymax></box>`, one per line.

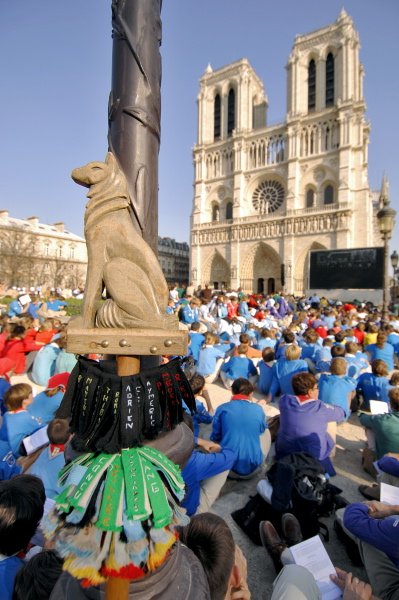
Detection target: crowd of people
<box><xmin>1</xmin><ymin>283</ymin><xmax>399</xmax><ymax>598</ymax></box>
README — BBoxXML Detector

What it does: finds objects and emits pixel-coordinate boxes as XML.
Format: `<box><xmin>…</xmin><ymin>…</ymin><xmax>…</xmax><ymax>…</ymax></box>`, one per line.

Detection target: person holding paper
<box><xmin>343</xmin><ymin>500</ymin><xmax>399</xmax><ymax>600</ymax></box>
<box><xmin>359</xmin><ymin>387</ymin><xmax>399</xmax><ymax>460</ymax></box>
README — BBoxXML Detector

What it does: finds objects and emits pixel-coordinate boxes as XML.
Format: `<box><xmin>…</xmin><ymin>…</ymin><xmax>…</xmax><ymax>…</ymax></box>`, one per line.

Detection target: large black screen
<box><xmin>309</xmin><ymin>247</ymin><xmax>383</xmax><ymax>290</ymax></box>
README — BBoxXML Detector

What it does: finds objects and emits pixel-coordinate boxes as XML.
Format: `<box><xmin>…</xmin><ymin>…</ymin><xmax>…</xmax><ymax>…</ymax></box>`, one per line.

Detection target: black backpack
<box><xmin>232</xmin><ymin>453</ymin><xmax>344</xmax><ymax>545</ymax></box>
<box><xmin>267</xmin><ymin>452</ymin><xmax>343</xmax><ymax>541</ymax></box>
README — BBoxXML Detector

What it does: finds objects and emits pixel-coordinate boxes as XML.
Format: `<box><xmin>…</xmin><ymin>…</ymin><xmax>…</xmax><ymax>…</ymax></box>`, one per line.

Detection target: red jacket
<box><xmin>1</xmin><ymin>337</ymin><xmax>38</xmax><ymax>374</ymax></box>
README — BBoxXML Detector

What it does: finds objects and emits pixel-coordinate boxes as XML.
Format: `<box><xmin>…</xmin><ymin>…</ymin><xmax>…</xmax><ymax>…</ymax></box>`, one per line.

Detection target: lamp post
<box><xmin>391</xmin><ymin>250</ymin><xmax>399</xmax><ymax>281</ymax></box>
<box><xmin>377</xmin><ymin>177</ymin><xmax>396</xmax><ymax>322</ymax></box>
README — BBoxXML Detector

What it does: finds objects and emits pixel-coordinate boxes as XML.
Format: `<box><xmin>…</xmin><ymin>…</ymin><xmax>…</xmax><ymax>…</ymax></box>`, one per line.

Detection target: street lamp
<box><xmin>377</xmin><ymin>176</ymin><xmax>396</xmax><ymax>322</ymax></box>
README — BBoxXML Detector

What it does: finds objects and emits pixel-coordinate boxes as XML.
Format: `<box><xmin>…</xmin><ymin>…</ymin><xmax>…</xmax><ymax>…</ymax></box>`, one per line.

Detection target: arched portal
<box><xmin>240</xmin><ymin>242</ymin><xmax>281</xmax><ymax>294</ymax></box>
<box><xmin>294</xmin><ymin>241</ymin><xmax>327</xmax><ymax>294</ymax></box>
<box><xmin>202</xmin><ymin>250</ymin><xmax>230</xmax><ymax>290</ymax></box>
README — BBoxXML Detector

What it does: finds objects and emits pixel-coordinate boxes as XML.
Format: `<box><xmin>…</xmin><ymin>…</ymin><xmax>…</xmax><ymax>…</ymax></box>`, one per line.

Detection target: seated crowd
<box><xmin>1</xmin><ymin>285</ymin><xmax>399</xmax><ymax>598</ymax></box>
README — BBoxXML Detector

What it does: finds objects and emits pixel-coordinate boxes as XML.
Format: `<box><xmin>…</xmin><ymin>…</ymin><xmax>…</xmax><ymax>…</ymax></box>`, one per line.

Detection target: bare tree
<box><xmin>0</xmin><ymin>229</ymin><xmax>40</xmax><ymax>287</ymax></box>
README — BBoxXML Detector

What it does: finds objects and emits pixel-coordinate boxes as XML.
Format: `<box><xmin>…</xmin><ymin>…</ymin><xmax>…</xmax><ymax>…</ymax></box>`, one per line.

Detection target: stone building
<box><xmin>0</xmin><ymin>210</ymin><xmax>87</xmax><ymax>290</ymax></box>
<box><xmin>190</xmin><ymin>10</ymin><xmax>382</xmax><ymax>295</ymax></box>
<box><xmin>158</xmin><ymin>236</ymin><xmax>189</xmax><ymax>285</ymax></box>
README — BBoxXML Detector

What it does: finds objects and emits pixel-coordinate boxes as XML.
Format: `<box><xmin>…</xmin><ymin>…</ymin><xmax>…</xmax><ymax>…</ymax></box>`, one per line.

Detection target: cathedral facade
<box><xmin>190</xmin><ymin>10</ymin><xmax>381</xmax><ymax>296</ymax></box>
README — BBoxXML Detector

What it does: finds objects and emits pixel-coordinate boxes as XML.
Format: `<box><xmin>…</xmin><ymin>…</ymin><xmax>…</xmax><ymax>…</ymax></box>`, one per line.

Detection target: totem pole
<box><xmin>42</xmin><ymin>3</ymin><xmax>204</xmax><ymax>599</ymax></box>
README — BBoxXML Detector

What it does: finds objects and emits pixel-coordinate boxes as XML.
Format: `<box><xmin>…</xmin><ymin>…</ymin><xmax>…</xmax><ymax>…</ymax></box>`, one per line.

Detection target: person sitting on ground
<box><xmin>274</xmin><ymin>330</ymin><xmax>296</xmax><ymax>360</ymax></box>
<box><xmin>260</xmin><ymin>514</ymin><xmax>379</xmax><ymax>600</ymax></box>
<box><xmin>187</xmin><ymin>374</ymin><xmax>213</xmax><ymax>441</ymax></box>
<box><xmin>359</xmin><ymin>450</ymin><xmax>399</xmax><ymax>502</ymax></box>
<box><xmin>314</xmin><ymin>337</ymin><xmax>333</xmax><ymax>374</ymax></box>
<box><xmin>210</xmin><ymin>378</ymin><xmax>270</xmax><ymax>478</ymax></box>
<box><xmin>54</xmin><ymin>334</ymin><xmax>77</xmax><ymax>375</ymax></box>
<box><xmin>366</xmin><ymin>331</ymin><xmax>395</xmax><ymax>373</ymax></box>
<box><xmin>344</xmin><ymin>340</ymin><xmax>370</xmax><ymax>379</ymax></box>
<box><xmin>0</xmin><ymin>324</ymin><xmax>39</xmax><ymax>375</ymax></box>
<box><xmin>34</xmin><ymin>318</ymin><xmax>58</xmax><ymax>346</ymax></box>
<box><xmin>179</xmin><ymin>297</ymin><xmax>202</xmax><ymax>329</ymax></box>
<box><xmin>42</xmin><ymin>293</ymin><xmax>67</xmax><ymax>317</ymax></box>
<box><xmin>233</xmin><ymin>332</ymin><xmax>262</xmax><ymax>359</ymax></box>
<box><xmin>12</xmin><ymin>549</ymin><xmax>63</xmax><ymax>600</ymax></box>
<box><xmin>7</xmin><ymin>294</ymin><xmax>31</xmax><ymax>319</ymax></box>
<box><xmin>356</xmin><ymin>358</ymin><xmax>392</xmax><ymax>411</ymax></box>
<box><xmin>275</xmin><ymin>372</ymin><xmax>345</xmax><ymax>474</ymax></box>
<box><xmin>298</xmin><ymin>327</ymin><xmax>320</xmax><ymax>372</ymax></box>
<box><xmin>257</xmin><ymin>327</ymin><xmax>277</xmax><ymax>351</ymax></box>
<box><xmin>268</xmin><ymin>344</ymin><xmax>308</xmax><ymax>403</ymax></box>
<box><xmin>339</xmin><ymin>498</ymin><xmax>399</xmax><ymax>600</ymax></box>
<box><xmin>28</xmin><ymin>373</ymin><xmax>69</xmax><ymax>425</ymax></box>
<box><xmin>358</xmin><ymin>387</ymin><xmax>399</xmax><ymax>461</ymax></box>
<box><xmin>220</xmin><ymin>344</ymin><xmax>258</xmax><ymax>390</ymax></box>
<box><xmin>258</xmin><ymin>347</ymin><xmax>276</xmax><ymax>395</ymax></box>
<box><xmin>178</xmin><ymin>512</ymin><xmax>250</xmax><ymax>600</ymax></box>
<box><xmin>196</xmin><ymin>332</ymin><xmax>233</xmax><ymax>384</ymax></box>
<box><xmin>318</xmin><ymin>357</ymin><xmax>356</xmax><ymax>421</ymax></box>
<box><xmin>28</xmin><ymin>418</ymin><xmax>71</xmax><ymax>499</ymax></box>
<box><xmin>0</xmin><ymin>474</ymin><xmax>45</xmax><ymax>600</ymax></box>
<box><xmin>181</xmin><ymin>429</ymin><xmax>236</xmax><ymax>517</ymax></box>
<box><xmin>31</xmin><ymin>333</ymin><xmax>64</xmax><ymax>387</ymax></box>
<box><xmin>188</xmin><ymin>321</ymin><xmax>205</xmax><ymax>364</ymax></box>
<box><xmin>363</xmin><ymin>322</ymin><xmax>379</xmax><ymax>346</ymax></box>
<box><xmin>0</xmin><ymin>383</ymin><xmax>42</xmax><ymax>458</ymax></box>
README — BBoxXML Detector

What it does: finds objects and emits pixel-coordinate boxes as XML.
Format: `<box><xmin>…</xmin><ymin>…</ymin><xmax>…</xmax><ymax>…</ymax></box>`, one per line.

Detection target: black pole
<box><xmin>108</xmin><ymin>0</ymin><xmax>162</xmax><ymax>254</ymax></box>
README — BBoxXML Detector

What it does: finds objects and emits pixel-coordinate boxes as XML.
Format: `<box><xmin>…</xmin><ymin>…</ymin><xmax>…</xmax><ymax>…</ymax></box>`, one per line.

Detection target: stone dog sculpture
<box><xmin>71</xmin><ymin>152</ymin><xmax>176</xmax><ymax>330</ymax></box>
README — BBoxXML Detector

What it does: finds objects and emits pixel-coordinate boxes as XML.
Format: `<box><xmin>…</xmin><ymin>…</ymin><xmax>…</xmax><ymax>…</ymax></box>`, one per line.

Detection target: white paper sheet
<box><xmin>380</xmin><ymin>482</ymin><xmax>399</xmax><ymax>505</ymax></box>
<box><xmin>22</xmin><ymin>426</ymin><xmax>49</xmax><ymax>455</ymax></box>
<box><xmin>290</xmin><ymin>535</ymin><xmax>342</xmax><ymax>600</ymax></box>
<box><xmin>369</xmin><ymin>400</ymin><xmax>389</xmax><ymax>415</ymax></box>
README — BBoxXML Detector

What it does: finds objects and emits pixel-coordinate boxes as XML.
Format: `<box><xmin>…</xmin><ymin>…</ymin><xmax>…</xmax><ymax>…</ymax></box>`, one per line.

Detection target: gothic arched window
<box><xmin>226</xmin><ymin>202</ymin><xmax>233</xmax><ymax>220</ymax></box>
<box><xmin>324</xmin><ymin>184</ymin><xmax>334</xmax><ymax>205</ymax></box>
<box><xmin>212</xmin><ymin>204</ymin><xmax>220</xmax><ymax>222</ymax></box>
<box><xmin>326</xmin><ymin>53</ymin><xmax>335</xmax><ymax>107</ymax></box>
<box><xmin>308</xmin><ymin>59</ymin><xmax>316</xmax><ymax>111</ymax></box>
<box><xmin>306</xmin><ymin>189</ymin><xmax>315</xmax><ymax>208</ymax></box>
<box><xmin>214</xmin><ymin>94</ymin><xmax>221</xmax><ymax>140</ymax></box>
<box><xmin>227</xmin><ymin>89</ymin><xmax>235</xmax><ymax>136</ymax></box>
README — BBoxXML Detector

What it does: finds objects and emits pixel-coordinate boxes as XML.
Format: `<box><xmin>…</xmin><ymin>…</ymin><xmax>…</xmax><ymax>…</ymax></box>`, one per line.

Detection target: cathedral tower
<box><xmin>190</xmin><ymin>11</ymin><xmax>379</xmax><ymax>295</ymax></box>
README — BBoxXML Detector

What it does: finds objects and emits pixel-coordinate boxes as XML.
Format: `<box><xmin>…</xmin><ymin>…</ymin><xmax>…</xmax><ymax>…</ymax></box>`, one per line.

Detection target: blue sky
<box><xmin>1</xmin><ymin>1</ymin><xmax>398</xmax><ymax>252</ymax></box>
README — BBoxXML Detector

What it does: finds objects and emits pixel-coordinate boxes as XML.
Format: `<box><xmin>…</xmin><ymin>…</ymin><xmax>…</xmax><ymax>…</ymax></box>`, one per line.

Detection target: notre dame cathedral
<box><xmin>190</xmin><ymin>10</ymin><xmax>382</xmax><ymax>295</ymax></box>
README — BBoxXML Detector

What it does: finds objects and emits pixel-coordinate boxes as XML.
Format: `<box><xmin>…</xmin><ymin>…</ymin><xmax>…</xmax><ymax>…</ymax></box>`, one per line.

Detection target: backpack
<box><xmin>267</xmin><ymin>452</ymin><xmax>343</xmax><ymax>541</ymax></box>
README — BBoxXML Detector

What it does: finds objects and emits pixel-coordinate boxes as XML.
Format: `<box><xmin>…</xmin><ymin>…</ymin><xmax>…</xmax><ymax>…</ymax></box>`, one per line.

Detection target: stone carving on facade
<box><xmin>314</xmin><ymin>167</ymin><xmax>325</xmax><ymax>182</ymax></box>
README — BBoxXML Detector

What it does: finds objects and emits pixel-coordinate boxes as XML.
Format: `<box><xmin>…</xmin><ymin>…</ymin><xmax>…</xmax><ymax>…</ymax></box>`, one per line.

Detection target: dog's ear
<box><xmin>105</xmin><ymin>152</ymin><xmax>116</xmax><ymax>167</ymax></box>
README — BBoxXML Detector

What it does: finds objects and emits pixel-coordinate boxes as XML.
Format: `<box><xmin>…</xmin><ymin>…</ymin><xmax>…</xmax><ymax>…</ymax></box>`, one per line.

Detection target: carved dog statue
<box><xmin>71</xmin><ymin>152</ymin><xmax>176</xmax><ymax>330</ymax></box>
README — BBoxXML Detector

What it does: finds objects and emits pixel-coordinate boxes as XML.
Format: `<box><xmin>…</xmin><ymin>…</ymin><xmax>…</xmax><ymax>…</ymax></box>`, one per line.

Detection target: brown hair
<box><xmin>389</xmin><ymin>371</ymin><xmax>399</xmax><ymax>386</ymax></box>
<box><xmin>376</xmin><ymin>332</ymin><xmax>387</xmax><ymax>349</ymax></box>
<box><xmin>389</xmin><ymin>387</ymin><xmax>399</xmax><ymax>411</ymax></box>
<box><xmin>285</xmin><ymin>344</ymin><xmax>301</xmax><ymax>360</ymax></box>
<box><xmin>4</xmin><ymin>383</ymin><xmax>32</xmax><ymax>411</ymax></box>
<box><xmin>231</xmin><ymin>378</ymin><xmax>254</xmax><ymax>396</ymax></box>
<box><xmin>292</xmin><ymin>372</ymin><xmax>317</xmax><ymax>396</ymax></box>
<box><xmin>178</xmin><ymin>513</ymin><xmax>235</xmax><ymax>600</ymax></box>
<box><xmin>237</xmin><ymin>343</ymin><xmax>249</xmax><ymax>355</ymax></box>
<box><xmin>331</xmin><ymin>345</ymin><xmax>345</xmax><ymax>358</ymax></box>
<box><xmin>262</xmin><ymin>347</ymin><xmax>275</xmax><ymax>362</ymax></box>
<box><xmin>371</xmin><ymin>359</ymin><xmax>388</xmax><ymax>377</ymax></box>
<box><xmin>239</xmin><ymin>333</ymin><xmax>250</xmax><ymax>344</ymax></box>
<box><xmin>345</xmin><ymin>341</ymin><xmax>358</xmax><ymax>354</ymax></box>
<box><xmin>47</xmin><ymin>419</ymin><xmax>70</xmax><ymax>445</ymax></box>
<box><xmin>330</xmin><ymin>357</ymin><xmax>347</xmax><ymax>376</ymax></box>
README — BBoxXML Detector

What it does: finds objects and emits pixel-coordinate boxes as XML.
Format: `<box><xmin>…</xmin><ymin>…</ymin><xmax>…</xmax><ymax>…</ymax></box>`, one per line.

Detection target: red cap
<box><xmin>47</xmin><ymin>372</ymin><xmax>70</xmax><ymax>390</ymax></box>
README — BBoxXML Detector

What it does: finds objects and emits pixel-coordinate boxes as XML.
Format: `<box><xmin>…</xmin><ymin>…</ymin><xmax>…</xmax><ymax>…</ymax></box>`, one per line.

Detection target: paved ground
<box><xmin>200</xmin><ymin>381</ymin><xmax>373</xmax><ymax>599</ymax></box>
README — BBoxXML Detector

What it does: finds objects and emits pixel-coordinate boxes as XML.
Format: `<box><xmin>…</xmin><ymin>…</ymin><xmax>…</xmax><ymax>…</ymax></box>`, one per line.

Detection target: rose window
<box><xmin>252</xmin><ymin>180</ymin><xmax>285</xmax><ymax>214</ymax></box>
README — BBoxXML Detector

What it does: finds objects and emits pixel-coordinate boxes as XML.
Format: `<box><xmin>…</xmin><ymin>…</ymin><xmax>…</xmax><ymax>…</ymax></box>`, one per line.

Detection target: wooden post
<box><xmin>105</xmin><ymin>354</ymin><xmax>140</xmax><ymax>600</ymax></box>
